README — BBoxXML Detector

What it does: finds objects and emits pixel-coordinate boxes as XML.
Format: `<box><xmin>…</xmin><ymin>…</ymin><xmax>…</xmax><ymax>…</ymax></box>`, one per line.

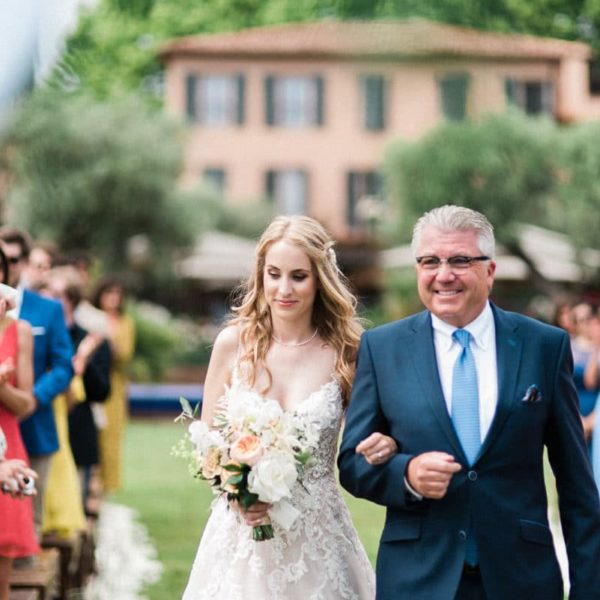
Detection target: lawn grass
<box><xmin>112</xmin><ymin>418</ymin><xmax>385</xmax><ymax>599</ymax></box>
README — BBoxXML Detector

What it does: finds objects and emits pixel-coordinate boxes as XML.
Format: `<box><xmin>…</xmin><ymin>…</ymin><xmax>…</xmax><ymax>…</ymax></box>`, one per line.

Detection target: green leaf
<box><xmin>240</xmin><ymin>491</ymin><xmax>259</xmax><ymax>509</ymax></box>
<box><xmin>224</xmin><ymin>473</ymin><xmax>244</xmax><ymax>486</ymax></box>
<box><xmin>179</xmin><ymin>396</ymin><xmax>193</xmax><ymax>417</ymax></box>
<box><xmin>222</xmin><ymin>463</ymin><xmax>243</xmax><ymax>473</ymax></box>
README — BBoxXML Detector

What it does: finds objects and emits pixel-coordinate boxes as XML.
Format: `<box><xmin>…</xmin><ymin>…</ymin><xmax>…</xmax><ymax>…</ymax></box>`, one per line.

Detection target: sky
<box><xmin>0</xmin><ymin>0</ymin><xmax>93</xmax><ymax>133</ymax></box>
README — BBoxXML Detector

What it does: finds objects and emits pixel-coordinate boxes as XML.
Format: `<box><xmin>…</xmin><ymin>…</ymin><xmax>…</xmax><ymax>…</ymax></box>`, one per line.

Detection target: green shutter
<box><xmin>363</xmin><ymin>75</ymin><xmax>385</xmax><ymax>130</ymax></box>
<box><xmin>186</xmin><ymin>74</ymin><xmax>197</xmax><ymax>120</ymax></box>
<box><xmin>265</xmin><ymin>76</ymin><xmax>275</xmax><ymax>125</ymax></box>
<box><xmin>505</xmin><ymin>78</ymin><xmax>517</xmax><ymax>106</ymax></box>
<box><xmin>315</xmin><ymin>76</ymin><xmax>324</xmax><ymax>126</ymax></box>
<box><xmin>237</xmin><ymin>75</ymin><xmax>245</xmax><ymax>125</ymax></box>
<box><xmin>347</xmin><ymin>171</ymin><xmax>357</xmax><ymax>226</ymax></box>
<box><xmin>266</xmin><ymin>170</ymin><xmax>276</xmax><ymax>200</ymax></box>
<box><xmin>440</xmin><ymin>74</ymin><xmax>469</xmax><ymax>121</ymax></box>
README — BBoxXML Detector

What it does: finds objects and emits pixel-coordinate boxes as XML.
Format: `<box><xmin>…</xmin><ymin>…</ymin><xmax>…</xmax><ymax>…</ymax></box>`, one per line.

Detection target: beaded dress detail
<box><xmin>182</xmin><ymin>369</ymin><xmax>375</xmax><ymax>600</ymax></box>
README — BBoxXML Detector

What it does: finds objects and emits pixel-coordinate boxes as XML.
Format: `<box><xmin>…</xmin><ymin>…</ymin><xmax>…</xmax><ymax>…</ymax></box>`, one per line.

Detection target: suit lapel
<box><xmin>408</xmin><ymin>312</ymin><xmax>467</xmax><ymax>461</ymax></box>
<box><xmin>476</xmin><ymin>304</ymin><xmax>522</xmax><ymax>462</ymax></box>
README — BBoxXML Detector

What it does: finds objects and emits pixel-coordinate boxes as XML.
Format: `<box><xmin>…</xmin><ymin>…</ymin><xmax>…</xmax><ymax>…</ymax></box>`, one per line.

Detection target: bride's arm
<box><xmin>200</xmin><ymin>326</ymin><xmax>239</xmax><ymax>425</ymax></box>
<box><xmin>355</xmin><ymin>432</ymin><xmax>398</xmax><ymax>466</ymax></box>
<box><xmin>202</xmin><ymin>326</ymin><xmax>272</xmax><ymax>526</ymax></box>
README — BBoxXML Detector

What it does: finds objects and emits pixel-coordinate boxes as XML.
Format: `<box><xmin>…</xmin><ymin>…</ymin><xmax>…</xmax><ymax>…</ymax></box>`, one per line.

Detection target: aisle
<box><xmin>85</xmin><ymin>502</ymin><xmax>163</xmax><ymax>600</ymax></box>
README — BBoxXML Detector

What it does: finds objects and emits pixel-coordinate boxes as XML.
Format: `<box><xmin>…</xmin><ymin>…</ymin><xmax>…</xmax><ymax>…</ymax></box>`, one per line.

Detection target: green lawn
<box><xmin>112</xmin><ymin>419</ymin><xmax>385</xmax><ymax>599</ymax></box>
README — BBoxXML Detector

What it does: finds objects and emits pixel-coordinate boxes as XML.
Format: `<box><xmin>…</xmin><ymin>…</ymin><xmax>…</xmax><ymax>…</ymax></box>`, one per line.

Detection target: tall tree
<box><xmin>3</xmin><ymin>90</ymin><xmax>206</xmax><ymax>277</ymax></box>
<box><xmin>54</xmin><ymin>0</ymin><xmax>596</xmax><ymax>102</ymax></box>
<box><xmin>383</xmin><ymin>111</ymin><xmax>565</xmax><ymax>293</ymax></box>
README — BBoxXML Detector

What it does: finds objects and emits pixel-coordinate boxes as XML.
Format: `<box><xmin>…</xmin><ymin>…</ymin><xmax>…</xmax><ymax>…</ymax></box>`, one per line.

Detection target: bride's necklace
<box><xmin>272</xmin><ymin>328</ymin><xmax>318</xmax><ymax>347</ymax></box>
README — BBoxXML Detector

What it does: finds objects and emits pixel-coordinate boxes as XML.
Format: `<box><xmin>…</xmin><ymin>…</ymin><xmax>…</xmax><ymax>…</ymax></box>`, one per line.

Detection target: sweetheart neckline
<box><xmin>240</xmin><ymin>378</ymin><xmax>340</xmax><ymax>414</ymax></box>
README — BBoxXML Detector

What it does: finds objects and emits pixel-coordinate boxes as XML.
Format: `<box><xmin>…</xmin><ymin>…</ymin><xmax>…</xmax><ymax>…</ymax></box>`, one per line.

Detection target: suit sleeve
<box><xmin>338</xmin><ymin>332</ymin><xmax>417</xmax><ymax>510</ymax></box>
<box><xmin>33</xmin><ymin>302</ymin><xmax>74</xmax><ymax>406</ymax></box>
<box><xmin>545</xmin><ymin>332</ymin><xmax>600</xmax><ymax>598</ymax></box>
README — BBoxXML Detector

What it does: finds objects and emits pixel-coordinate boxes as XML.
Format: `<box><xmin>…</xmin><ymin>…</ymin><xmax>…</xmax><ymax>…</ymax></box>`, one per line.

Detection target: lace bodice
<box><xmin>182</xmin><ymin>372</ymin><xmax>375</xmax><ymax>600</ymax></box>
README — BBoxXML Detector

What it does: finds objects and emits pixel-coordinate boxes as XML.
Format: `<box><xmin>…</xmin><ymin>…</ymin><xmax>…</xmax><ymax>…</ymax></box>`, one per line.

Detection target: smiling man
<box><xmin>339</xmin><ymin>205</ymin><xmax>600</xmax><ymax>599</ymax></box>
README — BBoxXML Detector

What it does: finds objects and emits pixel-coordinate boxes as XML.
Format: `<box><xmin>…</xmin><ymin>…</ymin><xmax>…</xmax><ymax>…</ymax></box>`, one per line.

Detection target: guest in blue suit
<box><xmin>0</xmin><ymin>228</ymin><xmax>73</xmax><ymax>539</ymax></box>
<box><xmin>339</xmin><ymin>205</ymin><xmax>600</xmax><ymax>600</ymax></box>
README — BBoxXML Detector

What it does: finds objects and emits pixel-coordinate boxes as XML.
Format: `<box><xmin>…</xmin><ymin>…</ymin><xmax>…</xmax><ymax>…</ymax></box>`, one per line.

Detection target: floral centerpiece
<box><xmin>175</xmin><ymin>390</ymin><xmax>318</xmax><ymax>541</ymax></box>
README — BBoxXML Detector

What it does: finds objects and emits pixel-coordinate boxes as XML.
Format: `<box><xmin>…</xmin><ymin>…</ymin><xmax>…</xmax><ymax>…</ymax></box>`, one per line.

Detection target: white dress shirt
<box><xmin>431</xmin><ymin>301</ymin><xmax>498</xmax><ymax>442</ymax></box>
<box><xmin>6</xmin><ymin>284</ymin><xmax>24</xmax><ymax>320</ymax></box>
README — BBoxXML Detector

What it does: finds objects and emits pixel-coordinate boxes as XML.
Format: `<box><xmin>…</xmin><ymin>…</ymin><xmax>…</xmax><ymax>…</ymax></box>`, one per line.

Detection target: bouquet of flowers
<box><xmin>175</xmin><ymin>389</ymin><xmax>319</xmax><ymax>541</ymax></box>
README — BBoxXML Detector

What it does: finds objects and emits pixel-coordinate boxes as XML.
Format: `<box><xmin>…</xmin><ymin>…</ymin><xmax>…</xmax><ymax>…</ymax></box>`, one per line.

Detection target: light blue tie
<box><xmin>451</xmin><ymin>328</ymin><xmax>480</xmax><ymax>566</ymax></box>
<box><xmin>451</xmin><ymin>329</ymin><xmax>481</xmax><ymax>465</ymax></box>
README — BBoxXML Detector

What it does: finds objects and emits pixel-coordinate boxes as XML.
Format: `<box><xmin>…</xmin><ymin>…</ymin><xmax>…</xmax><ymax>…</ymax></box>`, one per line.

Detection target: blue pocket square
<box><xmin>522</xmin><ymin>384</ymin><xmax>542</xmax><ymax>403</ymax></box>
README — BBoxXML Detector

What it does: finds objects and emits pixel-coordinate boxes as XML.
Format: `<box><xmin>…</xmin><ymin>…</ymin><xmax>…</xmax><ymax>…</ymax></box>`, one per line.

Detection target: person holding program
<box><xmin>183</xmin><ymin>215</ymin><xmax>396</xmax><ymax>599</ymax></box>
<box><xmin>339</xmin><ymin>205</ymin><xmax>600</xmax><ymax>600</ymax></box>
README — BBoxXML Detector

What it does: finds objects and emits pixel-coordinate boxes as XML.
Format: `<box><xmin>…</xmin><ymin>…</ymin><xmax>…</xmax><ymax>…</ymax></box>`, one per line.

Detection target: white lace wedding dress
<box><xmin>182</xmin><ymin>375</ymin><xmax>375</xmax><ymax>600</ymax></box>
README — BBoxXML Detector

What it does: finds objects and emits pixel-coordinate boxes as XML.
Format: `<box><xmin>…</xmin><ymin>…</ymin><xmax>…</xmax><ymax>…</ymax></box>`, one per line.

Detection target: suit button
<box><xmin>459</xmin><ymin>530</ymin><xmax>467</xmax><ymax>541</ymax></box>
<box><xmin>467</xmin><ymin>470</ymin><xmax>478</xmax><ymax>481</ymax></box>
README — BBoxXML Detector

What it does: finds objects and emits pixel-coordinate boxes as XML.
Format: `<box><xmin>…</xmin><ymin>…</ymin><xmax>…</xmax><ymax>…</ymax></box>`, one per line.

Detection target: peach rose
<box><xmin>201</xmin><ymin>447</ymin><xmax>222</xmax><ymax>480</ymax></box>
<box><xmin>230</xmin><ymin>435</ymin><xmax>263</xmax><ymax>467</ymax></box>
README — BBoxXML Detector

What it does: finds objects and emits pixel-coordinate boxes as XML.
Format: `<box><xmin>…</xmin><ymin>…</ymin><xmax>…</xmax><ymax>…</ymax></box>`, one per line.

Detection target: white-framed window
<box><xmin>202</xmin><ymin>168</ymin><xmax>226</xmax><ymax>194</ymax></box>
<box><xmin>439</xmin><ymin>73</ymin><xmax>470</xmax><ymax>121</ymax></box>
<box><xmin>505</xmin><ymin>78</ymin><xmax>554</xmax><ymax>116</ymax></box>
<box><xmin>186</xmin><ymin>74</ymin><xmax>245</xmax><ymax>125</ymax></box>
<box><xmin>265</xmin><ymin>76</ymin><xmax>324</xmax><ymax>127</ymax></box>
<box><xmin>346</xmin><ymin>171</ymin><xmax>383</xmax><ymax>228</ymax></box>
<box><xmin>360</xmin><ymin>74</ymin><xmax>386</xmax><ymax>130</ymax></box>
<box><xmin>266</xmin><ymin>170</ymin><xmax>308</xmax><ymax>215</ymax></box>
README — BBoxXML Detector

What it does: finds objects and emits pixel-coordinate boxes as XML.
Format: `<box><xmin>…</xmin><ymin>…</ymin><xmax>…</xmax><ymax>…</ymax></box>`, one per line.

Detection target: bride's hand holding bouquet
<box><xmin>175</xmin><ymin>390</ymin><xmax>318</xmax><ymax>541</ymax></box>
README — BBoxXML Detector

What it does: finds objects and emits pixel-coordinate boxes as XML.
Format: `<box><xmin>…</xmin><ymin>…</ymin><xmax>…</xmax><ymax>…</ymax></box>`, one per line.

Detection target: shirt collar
<box><xmin>431</xmin><ymin>302</ymin><xmax>494</xmax><ymax>352</ymax></box>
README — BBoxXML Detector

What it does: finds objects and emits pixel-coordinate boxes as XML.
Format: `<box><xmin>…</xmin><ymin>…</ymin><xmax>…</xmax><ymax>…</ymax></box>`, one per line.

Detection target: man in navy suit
<box><xmin>0</xmin><ymin>228</ymin><xmax>73</xmax><ymax>538</ymax></box>
<box><xmin>339</xmin><ymin>206</ymin><xmax>600</xmax><ymax>599</ymax></box>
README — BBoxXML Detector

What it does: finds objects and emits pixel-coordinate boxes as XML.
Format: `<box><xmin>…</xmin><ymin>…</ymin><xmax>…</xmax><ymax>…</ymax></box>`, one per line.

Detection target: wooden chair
<box><xmin>9</xmin><ymin>548</ymin><xmax>59</xmax><ymax>600</ymax></box>
<box><xmin>9</xmin><ymin>589</ymin><xmax>40</xmax><ymax>600</ymax></box>
<box><xmin>41</xmin><ymin>533</ymin><xmax>83</xmax><ymax>600</ymax></box>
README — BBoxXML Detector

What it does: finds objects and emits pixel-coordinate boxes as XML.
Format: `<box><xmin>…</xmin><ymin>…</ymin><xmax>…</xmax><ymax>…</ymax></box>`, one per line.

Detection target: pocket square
<box><xmin>522</xmin><ymin>384</ymin><xmax>542</xmax><ymax>403</ymax></box>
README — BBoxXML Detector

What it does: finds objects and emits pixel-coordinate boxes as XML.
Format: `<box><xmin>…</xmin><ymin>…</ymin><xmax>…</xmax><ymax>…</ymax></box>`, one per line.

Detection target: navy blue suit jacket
<box><xmin>19</xmin><ymin>289</ymin><xmax>74</xmax><ymax>455</ymax></box>
<box><xmin>339</xmin><ymin>305</ymin><xmax>600</xmax><ymax>600</ymax></box>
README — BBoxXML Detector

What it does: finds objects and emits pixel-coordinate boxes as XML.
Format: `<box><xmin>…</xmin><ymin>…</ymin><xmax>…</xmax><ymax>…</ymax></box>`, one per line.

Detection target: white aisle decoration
<box><xmin>85</xmin><ymin>502</ymin><xmax>163</xmax><ymax>600</ymax></box>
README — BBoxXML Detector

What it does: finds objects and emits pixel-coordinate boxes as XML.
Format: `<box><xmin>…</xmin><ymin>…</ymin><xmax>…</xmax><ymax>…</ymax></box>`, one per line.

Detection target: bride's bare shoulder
<box><xmin>211</xmin><ymin>325</ymin><xmax>241</xmax><ymax>362</ymax></box>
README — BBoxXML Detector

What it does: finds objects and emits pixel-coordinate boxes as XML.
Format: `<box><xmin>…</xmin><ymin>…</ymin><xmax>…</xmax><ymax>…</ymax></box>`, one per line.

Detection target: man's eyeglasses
<box><xmin>416</xmin><ymin>255</ymin><xmax>490</xmax><ymax>272</ymax></box>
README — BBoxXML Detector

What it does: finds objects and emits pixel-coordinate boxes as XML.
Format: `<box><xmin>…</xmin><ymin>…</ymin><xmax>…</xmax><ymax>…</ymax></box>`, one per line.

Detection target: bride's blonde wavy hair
<box><xmin>228</xmin><ymin>215</ymin><xmax>363</xmax><ymax>405</ymax></box>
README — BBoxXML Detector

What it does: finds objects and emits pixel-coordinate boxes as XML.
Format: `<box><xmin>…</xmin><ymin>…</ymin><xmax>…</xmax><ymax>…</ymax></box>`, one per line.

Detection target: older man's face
<box><xmin>415</xmin><ymin>226</ymin><xmax>495</xmax><ymax>328</ymax></box>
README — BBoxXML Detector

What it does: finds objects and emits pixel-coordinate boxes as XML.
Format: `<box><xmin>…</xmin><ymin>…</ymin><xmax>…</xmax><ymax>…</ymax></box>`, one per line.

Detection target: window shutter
<box><xmin>364</xmin><ymin>75</ymin><xmax>385</xmax><ymax>130</ymax></box>
<box><xmin>505</xmin><ymin>78</ymin><xmax>517</xmax><ymax>106</ymax></box>
<box><xmin>347</xmin><ymin>171</ymin><xmax>357</xmax><ymax>226</ymax></box>
<box><xmin>236</xmin><ymin>75</ymin><xmax>245</xmax><ymax>125</ymax></box>
<box><xmin>440</xmin><ymin>74</ymin><xmax>469</xmax><ymax>121</ymax></box>
<box><xmin>186</xmin><ymin>74</ymin><xmax>197</xmax><ymax>120</ymax></box>
<box><xmin>266</xmin><ymin>170</ymin><xmax>276</xmax><ymax>200</ymax></box>
<box><xmin>315</xmin><ymin>76</ymin><xmax>324</xmax><ymax>126</ymax></box>
<box><xmin>265</xmin><ymin>76</ymin><xmax>275</xmax><ymax>125</ymax></box>
<box><xmin>541</xmin><ymin>82</ymin><xmax>554</xmax><ymax>116</ymax></box>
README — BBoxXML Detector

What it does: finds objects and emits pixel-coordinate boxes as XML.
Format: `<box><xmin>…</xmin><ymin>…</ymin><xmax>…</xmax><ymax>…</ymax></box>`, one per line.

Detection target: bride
<box><xmin>183</xmin><ymin>216</ymin><xmax>397</xmax><ymax>599</ymax></box>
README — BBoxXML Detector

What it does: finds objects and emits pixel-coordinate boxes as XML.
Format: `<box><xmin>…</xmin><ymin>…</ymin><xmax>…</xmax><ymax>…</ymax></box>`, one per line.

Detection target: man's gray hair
<box><xmin>411</xmin><ymin>205</ymin><xmax>495</xmax><ymax>258</ymax></box>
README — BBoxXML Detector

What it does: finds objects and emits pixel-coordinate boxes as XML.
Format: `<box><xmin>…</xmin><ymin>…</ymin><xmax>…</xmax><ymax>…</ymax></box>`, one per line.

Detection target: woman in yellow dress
<box><xmin>92</xmin><ymin>278</ymin><xmax>135</xmax><ymax>493</ymax></box>
<box><xmin>35</xmin><ymin>278</ymin><xmax>86</xmax><ymax>538</ymax></box>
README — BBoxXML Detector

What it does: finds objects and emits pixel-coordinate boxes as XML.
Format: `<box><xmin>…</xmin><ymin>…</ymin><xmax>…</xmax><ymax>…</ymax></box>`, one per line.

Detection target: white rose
<box><xmin>188</xmin><ymin>420</ymin><xmax>225</xmax><ymax>454</ymax></box>
<box><xmin>188</xmin><ymin>420</ymin><xmax>209</xmax><ymax>447</ymax></box>
<box><xmin>253</xmin><ymin>399</ymin><xmax>283</xmax><ymax>433</ymax></box>
<box><xmin>226</xmin><ymin>391</ymin><xmax>263</xmax><ymax>427</ymax></box>
<box><xmin>248</xmin><ymin>451</ymin><xmax>298</xmax><ymax>503</ymax></box>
